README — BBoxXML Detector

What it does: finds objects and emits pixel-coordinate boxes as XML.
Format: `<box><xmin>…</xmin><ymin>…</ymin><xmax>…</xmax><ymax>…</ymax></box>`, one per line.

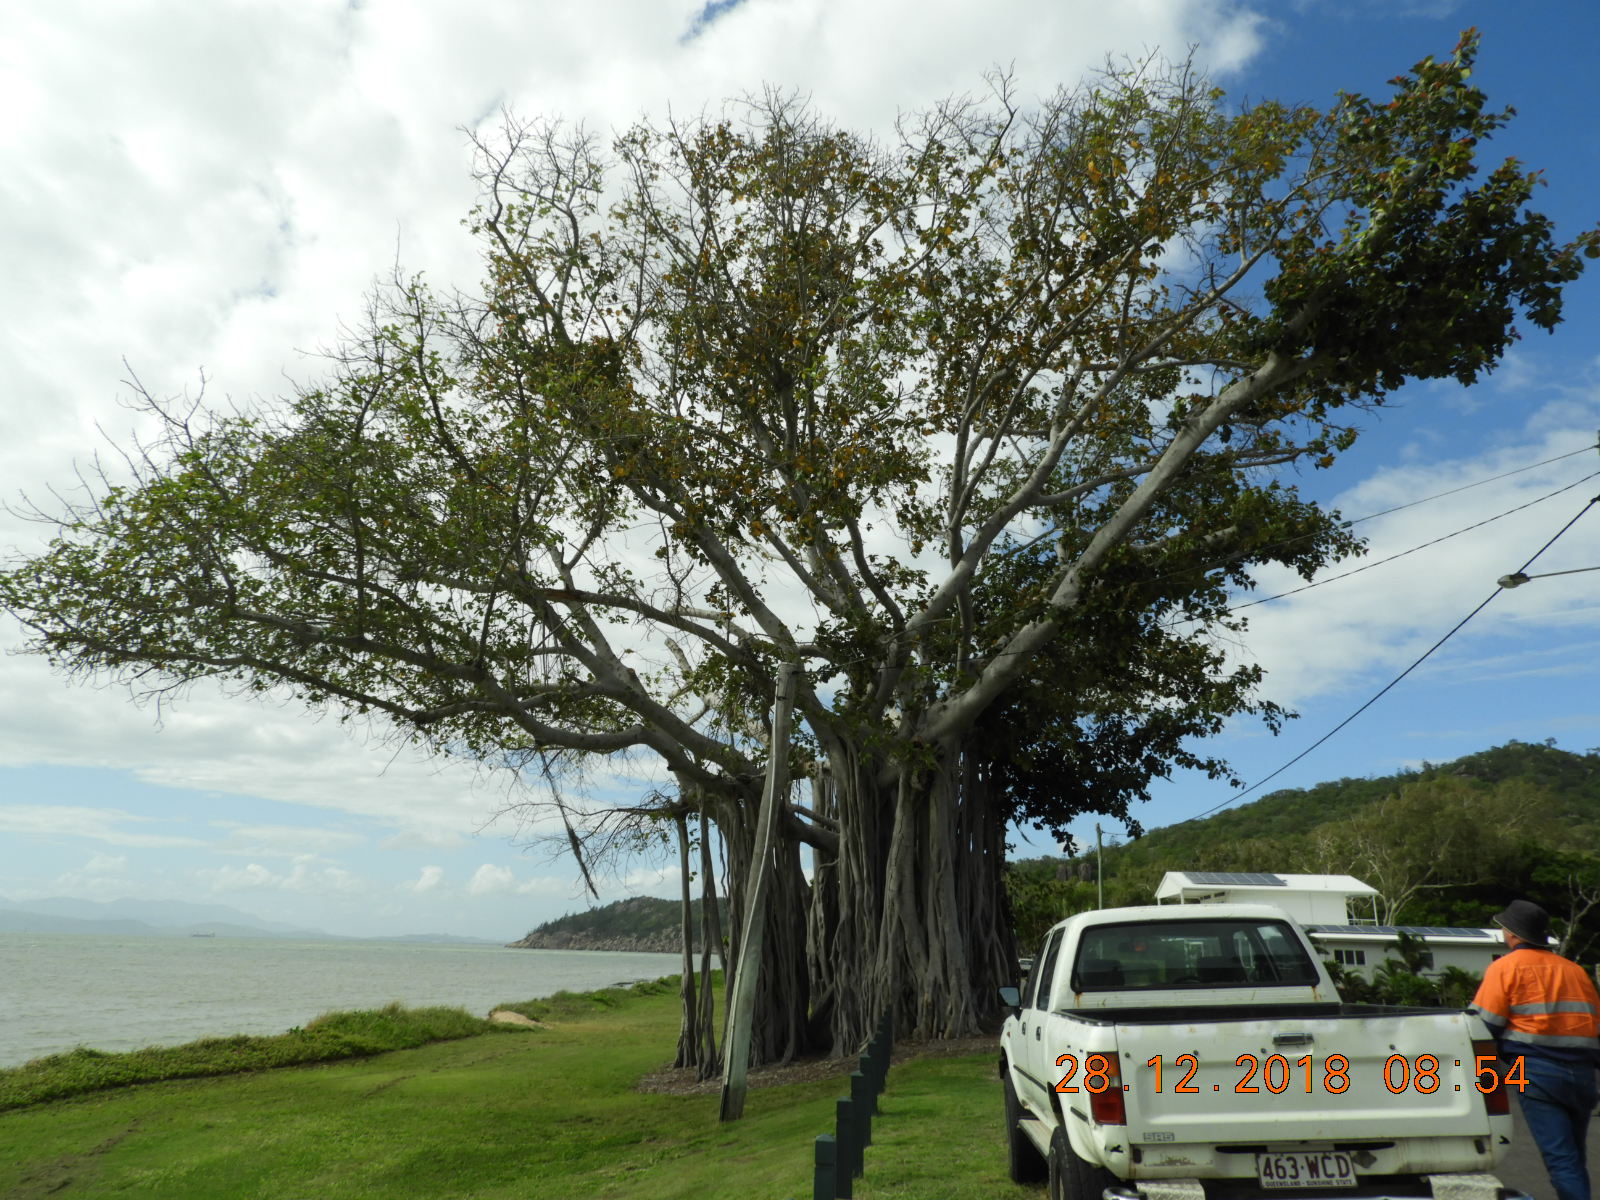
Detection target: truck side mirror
<box><xmin>998</xmin><ymin>985</ymin><xmax>1021</xmax><ymax>1013</ymax></box>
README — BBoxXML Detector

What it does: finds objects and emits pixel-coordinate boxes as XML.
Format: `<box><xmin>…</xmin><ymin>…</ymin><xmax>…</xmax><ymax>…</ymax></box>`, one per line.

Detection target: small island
<box><xmin>508</xmin><ymin>896</ymin><xmax>719</xmax><ymax>954</ymax></box>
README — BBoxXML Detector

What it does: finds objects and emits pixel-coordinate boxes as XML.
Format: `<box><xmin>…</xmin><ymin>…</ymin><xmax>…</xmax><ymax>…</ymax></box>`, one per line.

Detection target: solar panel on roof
<box><xmin>1397</xmin><ymin>926</ymin><xmax>1493</xmax><ymax>938</ymax></box>
<box><xmin>1302</xmin><ymin>924</ymin><xmax>1492</xmax><ymax>939</ymax></box>
<box><xmin>1185</xmin><ymin>871</ymin><xmax>1286</xmax><ymax>886</ymax></box>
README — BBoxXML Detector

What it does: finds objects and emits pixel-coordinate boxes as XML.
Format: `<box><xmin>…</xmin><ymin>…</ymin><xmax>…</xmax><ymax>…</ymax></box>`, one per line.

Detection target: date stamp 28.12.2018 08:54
<box><xmin>1053</xmin><ymin>1052</ymin><xmax>1530</xmax><ymax>1096</ymax></box>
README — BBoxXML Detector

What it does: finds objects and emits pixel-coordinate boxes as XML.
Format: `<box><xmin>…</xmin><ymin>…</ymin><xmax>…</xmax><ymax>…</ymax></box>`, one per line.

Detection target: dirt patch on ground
<box><xmin>488</xmin><ymin>1009</ymin><xmax>547</xmax><ymax>1028</ymax></box>
<box><xmin>636</xmin><ymin>1034</ymin><xmax>994</xmax><ymax>1096</ymax></box>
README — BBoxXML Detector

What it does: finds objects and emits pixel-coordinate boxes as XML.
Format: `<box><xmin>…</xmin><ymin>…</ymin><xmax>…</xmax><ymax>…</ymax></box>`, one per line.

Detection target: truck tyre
<box><xmin>1004</xmin><ymin>1071</ymin><xmax>1048</xmax><ymax>1183</ymax></box>
<box><xmin>1048</xmin><ymin>1125</ymin><xmax>1117</xmax><ymax>1200</ymax></box>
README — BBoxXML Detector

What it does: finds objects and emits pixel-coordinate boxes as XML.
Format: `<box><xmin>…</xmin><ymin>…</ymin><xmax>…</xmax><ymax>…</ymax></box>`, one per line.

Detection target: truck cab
<box><xmin>1000</xmin><ymin>905</ymin><xmax>1522</xmax><ymax>1200</ymax></box>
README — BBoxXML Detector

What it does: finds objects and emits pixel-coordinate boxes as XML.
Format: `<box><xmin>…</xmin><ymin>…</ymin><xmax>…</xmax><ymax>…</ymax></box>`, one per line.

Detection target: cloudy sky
<box><xmin>2</xmin><ymin>0</ymin><xmax>1596</xmax><ymax>940</ymax></box>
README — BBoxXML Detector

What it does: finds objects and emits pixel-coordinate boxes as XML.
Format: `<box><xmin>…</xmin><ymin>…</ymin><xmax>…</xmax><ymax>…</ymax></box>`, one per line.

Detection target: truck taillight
<box><xmin>1472</xmin><ymin>1040</ymin><xmax>1509</xmax><ymax>1117</ymax></box>
<box><xmin>1090</xmin><ymin>1056</ymin><xmax>1126</xmax><ymax>1125</ymax></box>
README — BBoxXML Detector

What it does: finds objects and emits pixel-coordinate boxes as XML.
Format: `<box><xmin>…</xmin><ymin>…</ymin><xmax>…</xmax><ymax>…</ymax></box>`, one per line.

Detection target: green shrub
<box><xmin>0</xmin><ymin>1003</ymin><xmax>518</xmax><ymax>1112</ymax></box>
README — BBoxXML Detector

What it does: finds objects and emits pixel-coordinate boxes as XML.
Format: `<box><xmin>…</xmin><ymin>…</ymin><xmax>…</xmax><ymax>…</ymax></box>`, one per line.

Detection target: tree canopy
<box><xmin>4</xmin><ymin>33</ymin><xmax>1595</xmax><ymax>1060</ymax></box>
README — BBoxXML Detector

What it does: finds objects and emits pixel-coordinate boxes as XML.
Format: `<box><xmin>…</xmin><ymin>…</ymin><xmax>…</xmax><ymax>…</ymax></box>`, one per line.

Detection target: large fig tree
<box><xmin>5</xmin><ymin>35</ymin><xmax>1593</xmax><ymax>1063</ymax></box>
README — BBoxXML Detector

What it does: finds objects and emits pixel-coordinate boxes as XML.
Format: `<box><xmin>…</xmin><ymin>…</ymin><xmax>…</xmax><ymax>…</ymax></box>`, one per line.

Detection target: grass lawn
<box><xmin>0</xmin><ymin>981</ymin><xmax>1039</xmax><ymax>1199</ymax></box>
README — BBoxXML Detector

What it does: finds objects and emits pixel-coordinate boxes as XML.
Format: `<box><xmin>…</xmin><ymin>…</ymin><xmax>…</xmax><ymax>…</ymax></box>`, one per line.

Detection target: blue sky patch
<box><xmin>683</xmin><ymin>0</ymin><xmax>750</xmax><ymax>43</ymax></box>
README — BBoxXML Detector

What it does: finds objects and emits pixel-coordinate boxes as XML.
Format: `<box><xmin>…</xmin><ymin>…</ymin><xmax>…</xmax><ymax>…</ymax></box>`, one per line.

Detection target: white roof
<box><xmin>1155</xmin><ymin>871</ymin><xmax>1379</xmax><ymax>900</ymax></box>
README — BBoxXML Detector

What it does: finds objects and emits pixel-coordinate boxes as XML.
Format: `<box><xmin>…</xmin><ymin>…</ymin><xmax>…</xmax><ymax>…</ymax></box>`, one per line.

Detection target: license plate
<box><xmin>1256</xmin><ymin>1152</ymin><xmax>1357</xmax><ymax>1189</ymax></box>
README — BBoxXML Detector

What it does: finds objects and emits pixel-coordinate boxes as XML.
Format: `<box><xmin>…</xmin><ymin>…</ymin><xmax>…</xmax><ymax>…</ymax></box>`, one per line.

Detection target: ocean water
<box><xmin>0</xmin><ymin>932</ymin><xmax>683</xmax><ymax>1068</ymax></box>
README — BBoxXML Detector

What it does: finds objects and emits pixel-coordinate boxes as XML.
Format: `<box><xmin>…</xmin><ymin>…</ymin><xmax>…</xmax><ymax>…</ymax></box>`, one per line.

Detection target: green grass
<box><xmin>0</xmin><ymin>979</ymin><xmax>1034</xmax><ymax>1200</ymax></box>
<box><xmin>851</xmin><ymin>1055</ymin><xmax>1039</xmax><ymax>1200</ymax></box>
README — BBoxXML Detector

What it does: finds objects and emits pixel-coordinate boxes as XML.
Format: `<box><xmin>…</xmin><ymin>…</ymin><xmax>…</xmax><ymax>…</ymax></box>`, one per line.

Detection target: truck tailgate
<box><xmin>1112</xmin><ymin>1010</ymin><xmax>1492</xmax><ymax>1142</ymax></box>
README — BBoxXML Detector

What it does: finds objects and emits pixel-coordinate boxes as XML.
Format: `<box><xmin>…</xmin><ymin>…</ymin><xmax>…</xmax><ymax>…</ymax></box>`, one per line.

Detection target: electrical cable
<box><xmin>1334</xmin><ymin>443</ymin><xmax>1598</xmax><ymax>530</ymax></box>
<box><xmin>1185</xmin><ymin>491</ymin><xmax>1600</xmax><ymax>822</ymax></box>
<box><xmin>1135</xmin><ymin>441</ymin><xmax>1600</xmax><ymax>599</ymax></box>
<box><xmin>1220</xmin><ymin>468</ymin><xmax>1600</xmax><ymax>615</ymax></box>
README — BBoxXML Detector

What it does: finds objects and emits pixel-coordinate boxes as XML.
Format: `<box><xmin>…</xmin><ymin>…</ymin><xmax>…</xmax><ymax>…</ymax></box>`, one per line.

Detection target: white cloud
<box><xmin>466</xmin><ymin>862</ymin><xmax>571</xmax><ymax>897</ymax></box>
<box><xmin>212</xmin><ymin>822</ymin><xmax>367</xmax><ymax>858</ymax></box>
<box><xmin>381</xmin><ymin>830</ymin><xmax>468</xmax><ymax>851</ymax></box>
<box><xmin>199</xmin><ymin>862</ymin><xmax>283</xmax><ymax>893</ymax></box>
<box><xmin>197</xmin><ymin>858</ymin><xmax>370</xmax><ymax>897</ymax></box>
<box><xmin>408</xmin><ymin>865</ymin><xmax>445</xmax><ymax>894</ymax></box>
<box><xmin>51</xmin><ymin>851</ymin><xmax>143</xmax><ymax>898</ymax></box>
<box><xmin>622</xmin><ymin>864</ymin><xmax>684</xmax><ymax>897</ymax></box>
<box><xmin>0</xmin><ymin>663</ymin><xmax>530</xmax><ymax>842</ymax></box>
<box><xmin>467</xmin><ymin>864</ymin><xmax>515</xmax><ymax>895</ymax></box>
<box><xmin>0</xmin><ymin>804</ymin><xmax>205</xmax><ymax>848</ymax></box>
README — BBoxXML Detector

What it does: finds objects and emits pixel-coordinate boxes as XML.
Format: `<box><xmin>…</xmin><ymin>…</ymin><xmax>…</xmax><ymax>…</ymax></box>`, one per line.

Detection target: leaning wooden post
<box><xmin>718</xmin><ymin>661</ymin><xmax>799</xmax><ymax>1122</ymax></box>
<box><xmin>673</xmin><ymin>811</ymin><xmax>698</xmax><ymax>1068</ymax></box>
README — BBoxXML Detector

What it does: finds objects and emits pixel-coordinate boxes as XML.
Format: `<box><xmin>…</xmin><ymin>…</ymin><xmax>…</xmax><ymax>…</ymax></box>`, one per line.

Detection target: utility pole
<box><xmin>1095</xmin><ymin>823</ymin><xmax>1105</xmax><ymax>910</ymax></box>
<box><xmin>719</xmin><ymin>661</ymin><xmax>799</xmax><ymax>1122</ymax></box>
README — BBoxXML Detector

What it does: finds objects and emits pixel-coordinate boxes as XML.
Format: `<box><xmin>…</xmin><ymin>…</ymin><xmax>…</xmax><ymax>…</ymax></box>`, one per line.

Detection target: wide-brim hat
<box><xmin>1494</xmin><ymin>900</ymin><xmax>1550</xmax><ymax>945</ymax></box>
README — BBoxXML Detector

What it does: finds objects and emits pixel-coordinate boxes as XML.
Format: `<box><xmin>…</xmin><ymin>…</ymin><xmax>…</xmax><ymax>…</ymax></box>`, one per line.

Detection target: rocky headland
<box><xmin>506</xmin><ymin>928</ymin><xmax>688</xmax><ymax>953</ymax></box>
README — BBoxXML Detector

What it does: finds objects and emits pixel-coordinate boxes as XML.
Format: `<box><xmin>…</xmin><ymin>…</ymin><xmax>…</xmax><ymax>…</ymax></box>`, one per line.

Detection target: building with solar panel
<box><xmin>1153</xmin><ymin>871</ymin><xmax>1506</xmax><ymax>981</ymax></box>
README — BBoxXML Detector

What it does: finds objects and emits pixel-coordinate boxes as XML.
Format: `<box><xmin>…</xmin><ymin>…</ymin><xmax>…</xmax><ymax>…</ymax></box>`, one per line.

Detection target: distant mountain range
<box><xmin>0</xmin><ymin>896</ymin><xmax>497</xmax><ymax>944</ymax></box>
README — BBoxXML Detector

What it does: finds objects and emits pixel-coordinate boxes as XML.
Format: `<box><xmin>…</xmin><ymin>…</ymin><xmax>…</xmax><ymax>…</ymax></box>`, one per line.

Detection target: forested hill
<box><xmin>1120</xmin><ymin>740</ymin><xmax>1599</xmax><ymax>867</ymax></box>
<box><xmin>1008</xmin><ymin>740</ymin><xmax>1600</xmax><ymax>956</ymax></box>
<box><xmin>509</xmin><ymin>895</ymin><xmax>720</xmax><ymax>953</ymax></box>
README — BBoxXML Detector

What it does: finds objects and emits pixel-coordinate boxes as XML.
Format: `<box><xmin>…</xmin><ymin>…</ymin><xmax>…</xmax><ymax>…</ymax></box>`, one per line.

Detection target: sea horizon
<box><xmin>1</xmin><ymin>931</ymin><xmax>683</xmax><ymax>1069</ymax></box>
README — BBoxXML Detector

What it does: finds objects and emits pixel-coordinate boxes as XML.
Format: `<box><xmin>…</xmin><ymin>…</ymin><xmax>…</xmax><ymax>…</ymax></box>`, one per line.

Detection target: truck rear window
<box><xmin>1071</xmin><ymin>918</ymin><xmax>1319</xmax><ymax>992</ymax></box>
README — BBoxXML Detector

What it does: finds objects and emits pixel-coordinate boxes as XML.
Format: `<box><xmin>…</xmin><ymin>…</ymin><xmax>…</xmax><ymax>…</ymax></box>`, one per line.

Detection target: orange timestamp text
<box><xmin>1054</xmin><ymin>1052</ymin><xmax>1529</xmax><ymax>1096</ymax></box>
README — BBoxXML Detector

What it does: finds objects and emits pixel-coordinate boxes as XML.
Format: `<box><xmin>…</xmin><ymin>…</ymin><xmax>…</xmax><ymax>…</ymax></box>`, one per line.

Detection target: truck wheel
<box><xmin>1048</xmin><ymin>1125</ymin><xmax>1117</xmax><ymax>1200</ymax></box>
<box><xmin>1004</xmin><ymin>1071</ymin><xmax>1048</xmax><ymax>1184</ymax></box>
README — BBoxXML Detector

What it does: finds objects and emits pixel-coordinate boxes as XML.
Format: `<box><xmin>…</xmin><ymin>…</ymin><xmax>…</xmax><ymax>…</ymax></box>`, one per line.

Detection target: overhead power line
<box><xmin>1149</xmin><ymin>439</ymin><xmax>1600</xmax><ymax>602</ymax></box>
<box><xmin>1224</xmin><ymin>468</ymin><xmax>1600</xmax><ymax>614</ymax></box>
<box><xmin>1186</xmin><ymin>491</ymin><xmax>1600</xmax><ymax>823</ymax></box>
<box><xmin>1335</xmin><ymin>442</ymin><xmax>1599</xmax><ymax>530</ymax></box>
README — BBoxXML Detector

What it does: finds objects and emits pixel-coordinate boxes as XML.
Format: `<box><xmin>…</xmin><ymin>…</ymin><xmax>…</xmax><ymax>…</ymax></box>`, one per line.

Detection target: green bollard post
<box><xmin>858</xmin><ymin>1052</ymin><xmax>880</xmax><ymax>1110</ymax></box>
<box><xmin>851</xmin><ymin>1070</ymin><xmax>873</xmax><ymax>1151</ymax></box>
<box><xmin>813</xmin><ymin>1133</ymin><xmax>837</xmax><ymax>1200</ymax></box>
<box><xmin>835</xmin><ymin>1098</ymin><xmax>856</xmax><ymax>1196</ymax></box>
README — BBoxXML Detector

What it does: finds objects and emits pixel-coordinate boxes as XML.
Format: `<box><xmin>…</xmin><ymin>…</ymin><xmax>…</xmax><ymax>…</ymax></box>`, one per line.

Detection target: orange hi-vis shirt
<box><xmin>1468</xmin><ymin>946</ymin><xmax>1600</xmax><ymax>1063</ymax></box>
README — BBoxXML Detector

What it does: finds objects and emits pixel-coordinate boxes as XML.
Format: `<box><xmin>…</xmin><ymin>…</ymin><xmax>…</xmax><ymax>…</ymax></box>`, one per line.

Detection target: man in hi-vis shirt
<box><xmin>1469</xmin><ymin>900</ymin><xmax>1600</xmax><ymax>1200</ymax></box>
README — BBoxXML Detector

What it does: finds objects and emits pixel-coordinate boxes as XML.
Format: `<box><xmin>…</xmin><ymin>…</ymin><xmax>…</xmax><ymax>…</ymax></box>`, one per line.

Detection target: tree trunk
<box><xmin>674</xmin><ymin>812</ymin><xmax>700</xmax><ymax>1069</ymax></box>
<box><xmin>803</xmin><ymin>736</ymin><xmax>1014</xmax><ymax>1055</ymax></box>
<box><xmin>696</xmin><ymin>810</ymin><xmax>724</xmax><ymax>1079</ymax></box>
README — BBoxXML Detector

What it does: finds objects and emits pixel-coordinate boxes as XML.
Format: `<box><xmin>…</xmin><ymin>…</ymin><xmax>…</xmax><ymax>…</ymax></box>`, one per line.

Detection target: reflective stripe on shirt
<box><xmin>1469</xmin><ymin>1003</ymin><xmax>1508</xmax><ymax>1028</ymax></box>
<box><xmin>1503</xmin><ymin>1028</ymin><xmax>1600</xmax><ymax>1050</ymax></box>
<box><xmin>1507</xmin><ymin>1000</ymin><xmax>1599</xmax><ymax>1016</ymax></box>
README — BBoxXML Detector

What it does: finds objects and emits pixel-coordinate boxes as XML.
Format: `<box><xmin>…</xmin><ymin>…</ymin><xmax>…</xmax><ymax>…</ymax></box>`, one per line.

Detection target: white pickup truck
<box><xmin>999</xmin><ymin>904</ymin><xmax>1526</xmax><ymax>1200</ymax></box>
